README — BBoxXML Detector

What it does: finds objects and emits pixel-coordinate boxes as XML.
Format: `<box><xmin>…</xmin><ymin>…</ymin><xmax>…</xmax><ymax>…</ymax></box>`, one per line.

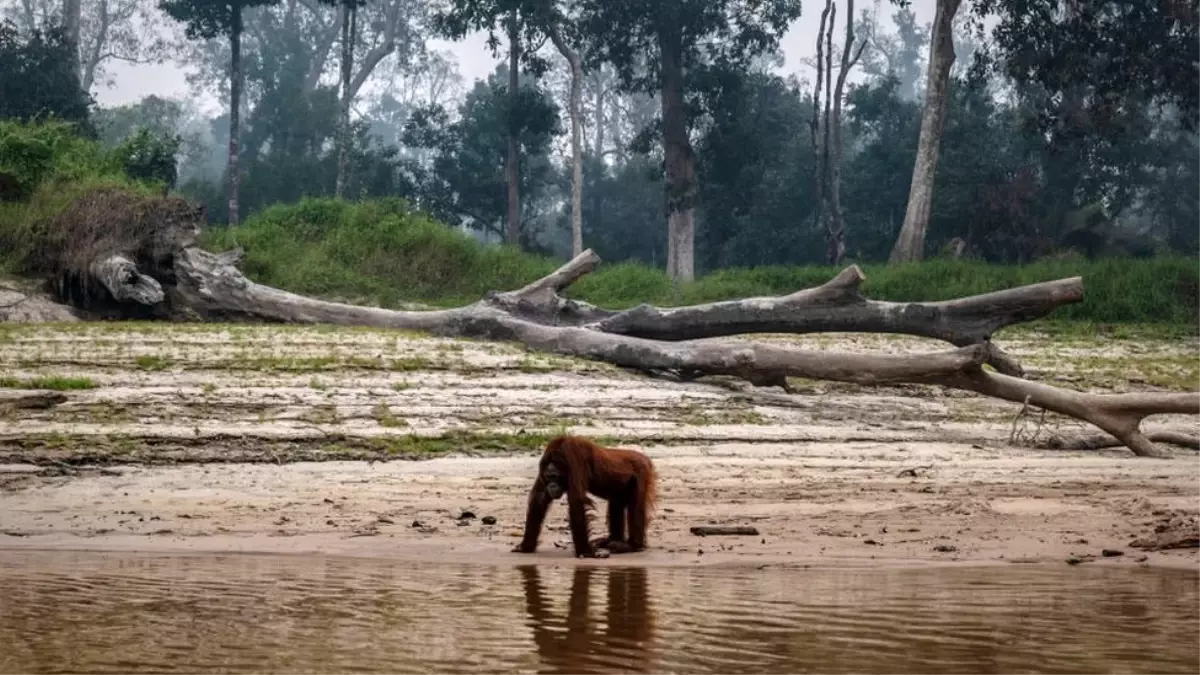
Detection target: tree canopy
<box><xmin>0</xmin><ymin>0</ymin><xmax>1194</xmax><ymax>268</ymax></box>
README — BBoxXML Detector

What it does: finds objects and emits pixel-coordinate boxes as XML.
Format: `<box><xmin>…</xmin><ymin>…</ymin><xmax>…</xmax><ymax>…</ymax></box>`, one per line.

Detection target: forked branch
<box><xmin>593</xmin><ymin>264</ymin><xmax>1083</xmax><ymax>376</ymax></box>
<box><xmin>931</xmin><ymin>370</ymin><xmax>1200</xmax><ymax>458</ymax></box>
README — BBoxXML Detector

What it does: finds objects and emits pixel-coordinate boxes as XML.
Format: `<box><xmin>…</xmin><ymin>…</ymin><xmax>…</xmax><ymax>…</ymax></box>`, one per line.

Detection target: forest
<box><xmin>0</xmin><ymin>0</ymin><xmax>1196</xmax><ymax>292</ymax></box>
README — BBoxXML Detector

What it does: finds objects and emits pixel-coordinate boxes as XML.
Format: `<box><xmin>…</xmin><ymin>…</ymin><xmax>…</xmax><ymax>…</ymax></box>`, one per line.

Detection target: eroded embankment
<box><xmin>0</xmin><ymin>322</ymin><xmax>1196</xmax><ymax>569</ymax></box>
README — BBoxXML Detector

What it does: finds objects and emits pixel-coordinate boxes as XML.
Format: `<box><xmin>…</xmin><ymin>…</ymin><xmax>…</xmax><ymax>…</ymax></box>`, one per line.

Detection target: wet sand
<box><xmin>0</xmin><ymin>322</ymin><xmax>1197</xmax><ymax>569</ymax></box>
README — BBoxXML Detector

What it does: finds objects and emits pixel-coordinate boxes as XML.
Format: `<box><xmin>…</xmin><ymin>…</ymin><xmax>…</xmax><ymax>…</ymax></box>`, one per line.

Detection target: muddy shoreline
<box><xmin>1</xmin><ymin>323</ymin><xmax>1197</xmax><ymax>570</ymax></box>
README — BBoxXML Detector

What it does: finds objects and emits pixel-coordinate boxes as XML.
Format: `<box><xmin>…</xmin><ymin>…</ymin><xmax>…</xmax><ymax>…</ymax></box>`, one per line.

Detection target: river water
<box><xmin>0</xmin><ymin>550</ymin><xmax>1195</xmax><ymax>673</ymax></box>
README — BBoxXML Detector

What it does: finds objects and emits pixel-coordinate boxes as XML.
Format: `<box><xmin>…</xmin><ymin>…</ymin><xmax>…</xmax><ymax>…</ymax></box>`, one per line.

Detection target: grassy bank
<box><xmin>204</xmin><ymin>198</ymin><xmax>1199</xmax><ymax>328</ymax></box>
<box><xmin>0</xmin><ymin>121</ymin><xmax>1193</xmax><ymax>330</ymax></box>
<box><xmin>0</xmin><ymin>120</ymin><xmax>158</xmax><ymax>274</ymax></box>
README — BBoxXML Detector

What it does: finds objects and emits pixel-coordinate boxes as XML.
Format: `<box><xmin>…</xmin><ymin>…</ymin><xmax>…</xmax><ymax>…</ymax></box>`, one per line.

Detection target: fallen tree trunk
<box><xmin>156</xmin><ymin>246</ymin><xmax>1199</xmax><ymax>458</ymax></box>
<box><xmin>170</xmin><ymin>247</ymin><xmax>989</xmax><ymax>383</ymax></box>
<box><xmin>25</xmin><ymin>190</ymin><xmax>1198</xmax><ymax>460</ymax></box>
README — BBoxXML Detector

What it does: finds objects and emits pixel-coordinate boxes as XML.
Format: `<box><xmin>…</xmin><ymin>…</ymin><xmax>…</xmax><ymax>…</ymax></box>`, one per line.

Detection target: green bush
<box><xmin>0</xmin><ymin>120</ymin><xmax>151</xmax><ymax>274</ymax></box>
<box><xmin>206</xmin><ymin>197</ymin><xmax>1199</xmax><ymax>328</ymax></box>
<box><xmin>0</xmin><ymin>119</ymin><xmax>119</xmax><ymax>201</ymax></box>
<box><xmin>111</xmin><ymin>128</ymin><xmax>180</xmax><ymax>191</ymax></box>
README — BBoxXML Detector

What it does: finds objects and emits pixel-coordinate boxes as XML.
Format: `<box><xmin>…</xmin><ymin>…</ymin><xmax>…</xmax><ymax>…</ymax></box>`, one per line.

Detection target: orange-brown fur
<box><xmin>512</xmin><ymin>435</ymin><xmax>658</xmax><ymax>558</ymax></box>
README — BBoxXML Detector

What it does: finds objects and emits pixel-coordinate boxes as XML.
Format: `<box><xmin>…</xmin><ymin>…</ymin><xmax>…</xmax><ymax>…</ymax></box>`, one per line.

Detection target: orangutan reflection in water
<box><xmin>519</xmin><ymin>565</ymin><xmax>657</xmax><ymax>674</ymax></box>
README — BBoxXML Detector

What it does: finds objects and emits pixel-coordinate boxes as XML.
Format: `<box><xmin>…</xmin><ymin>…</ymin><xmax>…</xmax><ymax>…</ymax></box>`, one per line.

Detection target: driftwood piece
<box><xmin>174</xmin><ymin>248</ymin><xmax>1069</xmax><ymax>375</ymax></box>
<box><xmin>691</xmin><ymin>526</ymin><xmax>761</xmax><ymax>536</ymax></box>
<box><xmin>171</xmin><ymin>247</ymin><xmax>990</xmax><ymax>383</ymax></box>
<box><xmin>1129</xmin><ymin>534</ymin><xmax>1200</xmax><ymax>551</ymax></box>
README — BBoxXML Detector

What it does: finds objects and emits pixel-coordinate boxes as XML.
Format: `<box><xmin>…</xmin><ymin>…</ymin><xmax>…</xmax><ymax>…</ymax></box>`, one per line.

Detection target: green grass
<box><xmin>0</xmin><ymin>375</ymin><xmax>97</xmax><ymax>390</ymax></box>
<box><xmin>201</xmin><ymin>197</ymin><xmax>1198</xmax><ymax>328</ymax></box>
<box><xmin>134</xmin><ymin>355</ymin><xmax>172</xmax><ymax>371</ymax></box>
<box><xmin>201</xmin><ymin>197</ymin><xmax>554</xmax><ymax>308</ymax></box>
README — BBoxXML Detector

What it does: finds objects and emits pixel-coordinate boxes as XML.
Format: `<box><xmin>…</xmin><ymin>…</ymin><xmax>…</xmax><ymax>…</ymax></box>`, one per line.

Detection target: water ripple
<box><xmin>0</xmin><ymin>551</ymin><xmax>1195</xmax><ymax>674</ymax></box>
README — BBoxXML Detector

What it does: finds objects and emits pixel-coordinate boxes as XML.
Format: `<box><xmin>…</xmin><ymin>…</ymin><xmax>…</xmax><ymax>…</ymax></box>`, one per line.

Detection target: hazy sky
<box><xmin>92</xmin><ymin>0</ymin><xmax>939</xmax><ymax>110</ymax></box>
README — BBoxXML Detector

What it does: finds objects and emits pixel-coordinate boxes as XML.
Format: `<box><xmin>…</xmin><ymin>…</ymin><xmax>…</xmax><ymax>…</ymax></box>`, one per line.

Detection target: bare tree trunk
<box><xmin>548</xmin><ymin>28</ymin><xmax>584</xmax><ymax>257</ymax></box>
<box><xmin>659</xmin><ymin>17</ymin><xmax>695</xmax><ymax>282</ymax></box>
<box><xmin>594</xmin><ymin>73</ymin><xmax>605</xmax><ymax>158</ymax></box>
<box><xmin>820</xmin><ymin>3</ymin><xmax>834</xmax><ymax>209</ymax></box>
<box><xmin>828</xmin><ymin>0</ymin><xmax>868</xmax><ymax>265</ymax></box>
<box><xmin>889</xmin><ymin>0</ymin><xmax>963</xmax><ymax>263</ymax></box>
<box><xmin>161</xmin><ymin>245</ymin><xmax>1198</xmax><ymax>458</ymax></box>
<box><xmin>810</xmin><ymin>0</ymin><xmax>831</xmax><ymax>234</ymax></box>
<box><xmin>335</xmin><ymin>2</ymin><xmax>356</xmax><ymax>199</ymax></box>
<box><xmin>62</xmin><ymin>0</ymin><xmax>81</xmax><ymax>81</ymax></box>
<box><xmin>227</xmin><ymin>5</ymin><xmax>243</xmax><ymax>227</ymax></box>
<box><xmin>79</xmin><ymin>0</ymin><xmax>109</xmax><ymax>92</ymax></box>
<box><xmin>505</xmin><ymin>11</ymin><xmax>522</xmax><ymax>248</ymax></box>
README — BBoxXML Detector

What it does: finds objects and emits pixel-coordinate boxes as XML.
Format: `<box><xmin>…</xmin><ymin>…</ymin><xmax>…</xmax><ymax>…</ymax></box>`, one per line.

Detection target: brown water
<box><xmin>0</xmin><ymin>550</ymin><xmax>1196</xmax><ymax>674</ymax></box>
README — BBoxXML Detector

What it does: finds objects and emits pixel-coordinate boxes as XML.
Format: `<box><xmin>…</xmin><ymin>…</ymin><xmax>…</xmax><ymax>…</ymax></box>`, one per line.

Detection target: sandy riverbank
<box><xmin>1</xmin><ymin>322</ymin><xmax>1197</xmax><ymax>569</ymax></box>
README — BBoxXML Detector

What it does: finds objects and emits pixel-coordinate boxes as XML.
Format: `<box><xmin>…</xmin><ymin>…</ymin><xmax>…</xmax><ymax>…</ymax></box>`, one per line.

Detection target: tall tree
<box><xmin>433</xmin><ymin>0</ymin><xmax>550</xmax><ymax>248</ymax></box>
<box><xmin>526</xmin><ymin>0</ymin><xmax>584</xmax><ymax>256</ymax></box>
<box><xmin>320</xmin><ymin>0</ymin><xmax>369</xmax><ymax>198</ymax></box>
<box><xmin>577</xmin><ymin>0</ymin><xmax>802</xmax><ymax>281</ymax></box>
<box><xmin>860</xmin><ymin>5</ymin><xmax>928</xmax><ymax>101</ymax></box>
<box><xmin>0</xmin><ymin>18</ymin><xmax>93</xmax><ymax>128</ymax></box>
<box><xmin>3</xmin><ymin>0</ymin><xmax>174</xmax><ymax>92</ymax></box>
<box><xmin>504</xmin><ymin>9</ymin><xmax>520</xmax><ymax>246</ymax></box>
<box><xmin>62</xmin><ymin>0</ymin><xmax>80</xmax><ymax>74</ymax></box>
<box><xmin>401</xmin><ymin>65</ymin><xmax>562</xmax><ymax>243</ymax></box>
<box><xmin>826</xmin><ymin>0</ymin><xmax>868</xmax><ymax>264</ymax></box>
<box><xmin>159</xmin><ymin>0</ymin><xmax>280</xmax><ymax>226</ymax></box>
<box><xmin>888</xmin><ymin>0</ymin><xmax>962</xmax><ymax>263</ymax></box>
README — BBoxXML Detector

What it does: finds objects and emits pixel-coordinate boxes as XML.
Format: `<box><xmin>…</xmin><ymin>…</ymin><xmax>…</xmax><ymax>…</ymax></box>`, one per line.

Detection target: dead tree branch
<box><xmin>1034</xmin><ymin>431</ymin><xmax>1199</xmax><ymax>451</ymax></box>
<box><xmin>593</xmin><ymin>265</ymin><xmax>1081</xmax><ymax>376</ymax></box>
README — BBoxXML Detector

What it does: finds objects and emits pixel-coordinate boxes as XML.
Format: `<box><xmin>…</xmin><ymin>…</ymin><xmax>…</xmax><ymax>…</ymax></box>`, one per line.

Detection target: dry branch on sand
<box><xmin>0</xmin><ymin>392</ymin><xmax>67</xmax><ymax>412</ymax></box>
<box><xmin>24</xmin><ymin>190</ymin><xmax>1200</xmax><ymax>458</ymax></box>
